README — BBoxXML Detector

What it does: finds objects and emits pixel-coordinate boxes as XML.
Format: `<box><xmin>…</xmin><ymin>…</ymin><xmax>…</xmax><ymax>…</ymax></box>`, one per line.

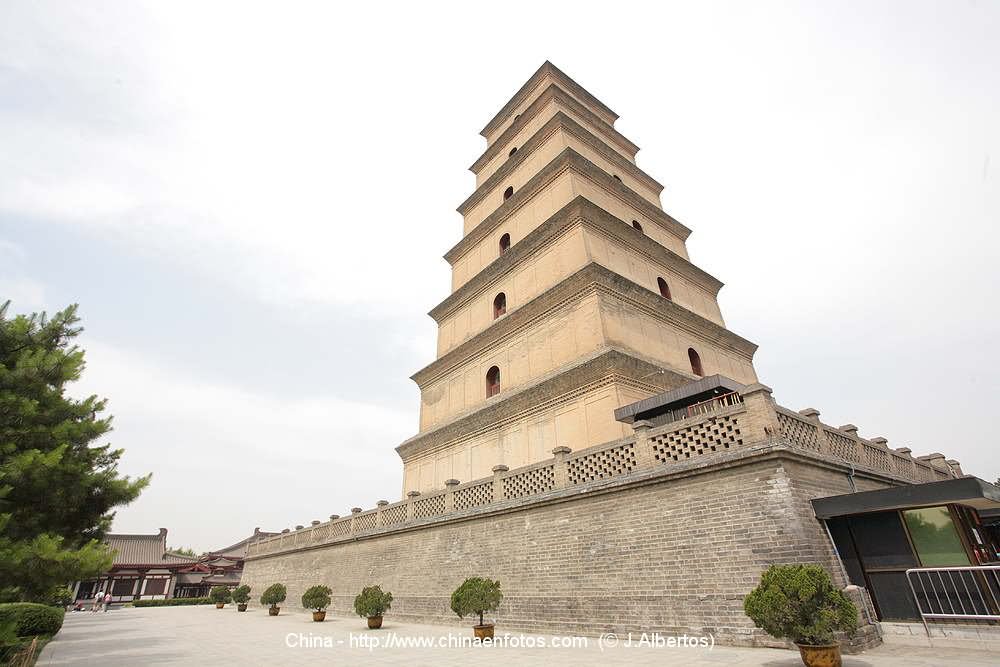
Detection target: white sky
<box><xmin>1</xmin><ymin>1</ymin><xmax>997</xmax><ymax>552</ymax></box>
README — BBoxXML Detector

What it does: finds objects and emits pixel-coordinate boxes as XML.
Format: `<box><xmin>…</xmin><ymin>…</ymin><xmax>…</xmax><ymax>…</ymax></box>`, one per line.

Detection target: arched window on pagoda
<box><xmin>613</xmin><ymin>174</ymin><xmax>623</xmax><ymax>183</ymax></box>
<box><xmin>688</xmin><ymin>348</ymin><xmax>704</xmax><ymax>377</ymax></box>
<box><xmin>508</xmin><ymin>146</ymin><xmax>518</xmax><ymax>157</ymax></box>
<box><xmin>499</xmin><ymin>233</ymin><xmax>511</xmax><ymax>255</ymax></box>
<box><xmin>486</xmin><ymin>366</ymin><xmax>501</xmax><ymax>398</ymax></box>
<box><xmin>493</xmin><ymin>293</ymin><xmax>507</xmax><ymax>319</ymax></box>
<box><xmin>632</xmin><ymin>220</ymin><xmax>643</xmax><ymax>233</ymax></box>
<box><xmin>657</xmin><ymin>277</ymin><xmax>672</xmax><ymax>300</ymax></box>
<box><xmin>503</xmin><ymin>186</ymin><xmax>514</xmax><ymax>200</ymax></box>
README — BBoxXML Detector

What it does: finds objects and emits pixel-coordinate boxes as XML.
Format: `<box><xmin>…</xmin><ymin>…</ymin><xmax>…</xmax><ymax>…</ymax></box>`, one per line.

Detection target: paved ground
<box><xmin>38</xmin><ymin>606</ymin><xmax>999</xmax><ymax>667</ymax></box>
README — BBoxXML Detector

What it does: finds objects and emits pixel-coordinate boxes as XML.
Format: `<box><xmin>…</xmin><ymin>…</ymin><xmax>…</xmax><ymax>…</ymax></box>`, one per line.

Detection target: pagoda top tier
<box><xmin>479</xmin><ymin>61</ymin><xmax>619</xmax><ymax>145</ymax></box>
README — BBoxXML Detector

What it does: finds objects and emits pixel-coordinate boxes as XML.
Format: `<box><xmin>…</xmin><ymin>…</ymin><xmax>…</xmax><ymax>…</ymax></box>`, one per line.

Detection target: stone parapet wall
<box><xmin>241</xmin><ymin>444</ymin><xmax>886</xmax><ymax>645</ymax></box>
<box><xmin>250</xmin><ymin>384</ymin><xmax>960</xmax><ymax>560</ymax></box>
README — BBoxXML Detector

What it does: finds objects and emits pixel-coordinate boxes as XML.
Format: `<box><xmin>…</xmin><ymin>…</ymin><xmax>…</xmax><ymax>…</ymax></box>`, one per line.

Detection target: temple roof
<box><xmin>207</xmin><ymin>527</ymin><xmax>280</xmax><ymax>559</ymax></box>
<box><xmin>104</xmin><ymin>528</ymin><xmax>197</xmax><ymax>566</ymax></box>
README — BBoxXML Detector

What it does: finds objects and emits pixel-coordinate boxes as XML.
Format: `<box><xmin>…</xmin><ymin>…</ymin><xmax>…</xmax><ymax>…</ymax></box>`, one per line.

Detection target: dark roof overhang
<box><xmin>811</xmin><ymin>477</ymin><xmax>1000</xmax><ymax>519</ymax></box>
<box><xmin>613</xmin><ymin>374</ymin><xmax>747</xmax><ymax>424</ymax></box>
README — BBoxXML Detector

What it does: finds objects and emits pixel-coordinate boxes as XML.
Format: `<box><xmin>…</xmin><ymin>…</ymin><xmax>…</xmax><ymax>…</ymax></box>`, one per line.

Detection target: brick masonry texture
<box><xmin>241</xmin><ymin>451</ymin><xmax>890</xmax><ymax>646</ymax></box>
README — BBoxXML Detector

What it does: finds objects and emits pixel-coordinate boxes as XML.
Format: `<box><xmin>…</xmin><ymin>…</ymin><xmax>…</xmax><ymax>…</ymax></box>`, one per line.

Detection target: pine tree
<box><xmin>0</xmin><ymin>301</ymin><xmax>150</xmax><ymax>601</ymax></box>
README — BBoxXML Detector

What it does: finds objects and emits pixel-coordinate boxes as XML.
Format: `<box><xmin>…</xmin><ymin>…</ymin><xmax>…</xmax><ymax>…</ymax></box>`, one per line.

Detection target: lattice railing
<box><xmin>454</xmin><ymin>481</ymin><xmax>494</xmax><ymax>510</ymax></box>
<box><xmin>503</xmin><ymin>465</ymin><xmax>555</xmax><ymax>499</ymax></box>
<box><xmin>567</xmin><ymin>442</ymin><xmax>637</xmax><ymax>485</ymax></box>
<box><xmin>862</xmin><ymin>443</ymin><xmax>891</xmax><ymax>473</ymax></box>
<box><xmin>413</xmin><ymin>494</ymin><xmax>446</xmax><ymax>519</ymax></box>
<box><xmin>381</xmin><ymin>503</ymin><xmax>408</xmax><ymax>525</ymax></box>
<box><xmin>777</xmin><ymin>410</ymin><xmax>820</xmax><ymax>451</ymax></box>
<box><xmin>353</xmin><ymin>512</ymin><xmax>378</xmax><ymax>531</ymax></box>
<box><xmin>247</xmin><ymin>387</ymin><xmax>962</xmax><ymax>559</ymax></box>
<box><xmin>650</xmin><ymin>413</ymin><xmax>742</xmax><ymax>464</ymax></box>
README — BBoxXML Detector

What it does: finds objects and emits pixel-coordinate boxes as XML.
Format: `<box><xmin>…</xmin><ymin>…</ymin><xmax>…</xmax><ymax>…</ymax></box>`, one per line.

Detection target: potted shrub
<box><xmin>232</xmin><ymin>585</ymin><xmax>251</xmax><ymax>612</ymax></box>
<box><xmin>260</xmin><ymin>583</ymin><xmax>287</xmax><ymax>616</ymax></box>
<box><xmin>744</xmin><ymin>564</ymin><xmax>858</xmax><ymax>667</ymax></box>
<box><xmin>450</xmin><ymin>577</ymin><xmax>502</xmax><ymax>640</ymax></box>
<box><xmin>209</xmin><ymin>586</ymin><xmax>232</xmax><ymax>609</ymax></box>
<box><xmin>353</xmin><ymin>585</ymin><xmax>393</xmax><ymax>629</ymax></box>
<box><xmin>301</xmin><ymin>585</ymin><xmax>332</xmax><ymax>622</ymax></box>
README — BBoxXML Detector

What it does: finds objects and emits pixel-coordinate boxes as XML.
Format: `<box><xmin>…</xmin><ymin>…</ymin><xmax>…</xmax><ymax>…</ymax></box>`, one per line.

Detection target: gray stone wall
<box><xmin>241</xmin><ymin>451</ymin><xmax>890</xmax><ymax>645</ymax></box>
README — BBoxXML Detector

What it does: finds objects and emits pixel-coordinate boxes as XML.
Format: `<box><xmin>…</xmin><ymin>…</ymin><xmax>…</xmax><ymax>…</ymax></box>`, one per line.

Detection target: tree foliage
<box><xmin>168</xmin><ymin>546</ymin><xmax>198</xmax><ymax>557</ymax></box>
<box><xmin>209</xmin><ymin>586</ymin><xmax>232</xmax><ymax>604</ymax></box>
<box><xmin>260</xmin><ymin>583</ymin><xmax>286</xmax><ymax>608</ymax></box>
<box><xmin>743</xmin><ymin>564</ymin><xmax>858</xmax><ymax>645</ymax></box>
<box><xmin>0</xmin><ymin>302</ymin><xmax>149</xmax><ymax>601</ymax></box>
<box><xmin>353</xmin><ymin>585</ymin><xmax>392</xmax><ymax>618</ymax></box>
<box><xmin>301</xmin><ymin>585</ymin><xmax>331</xmax><ymax>612</ymax></box>
<box><xmin>231</xmin><ymin>585</ymin><xmax>251</xmax><ymax>604</ymax></box>
<box><xmin>450</xmin><ymin>577</ymin><xmax>502</xmax><ymax>627</ymax></box>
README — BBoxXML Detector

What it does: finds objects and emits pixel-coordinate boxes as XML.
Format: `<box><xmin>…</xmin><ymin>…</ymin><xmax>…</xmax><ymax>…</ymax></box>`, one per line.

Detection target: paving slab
<box><xmin>37</xmin><ymin>606</ymin><xmax>999</xmax><ymax>667</ymax></box>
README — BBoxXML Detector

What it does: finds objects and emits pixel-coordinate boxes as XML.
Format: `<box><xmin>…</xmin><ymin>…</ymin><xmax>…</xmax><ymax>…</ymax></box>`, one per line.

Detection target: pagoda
<box><xmin>397</xmin><ymin>62</ymin><xmax>759</xmax><ymax>493</ymax></box>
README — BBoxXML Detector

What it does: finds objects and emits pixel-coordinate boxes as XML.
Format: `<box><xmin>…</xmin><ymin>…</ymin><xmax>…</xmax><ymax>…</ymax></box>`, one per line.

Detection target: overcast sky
<box><xmin>1</xmin><ymin>1</ymin><xmax>997</xmax><ymax>552</ymax></box>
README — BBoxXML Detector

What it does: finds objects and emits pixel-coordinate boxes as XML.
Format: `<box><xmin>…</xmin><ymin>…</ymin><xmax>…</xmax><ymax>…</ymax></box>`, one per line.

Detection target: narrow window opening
<box><xmin>688</xmin><ymin>348</ymin><xmax>704</xmax><ymax>377</ymax></box>
<box><xmin>508</xmin><ymin>147</ymin><xmax>518</xmax><ymax>157</ymax></box>
<box><xmin>613</xmin><ymin>174</ymin><xmax>623</xmax><ymax>183</ymax></box>
<box><xmin>632</xmin><ymin>220</ymin><xmax>643</xmax><ymax>233</ymax></box>
<box><xmin>493</xmin><ymin>293</ymin><xmax>507</xmax><ymax>319</ymax></box>
<box><xmin>499</xmin><ymin>233</ymin><xmax>511</xmax><ymax>255</ymax></box>
<box><xmin>657</xmin><ymin>277</ymin><xmax>672</xmax><ymax>300</ymax></box>
<box><xmin>503</xmin><ymin>186</ymin><xmax>514</xmax><ymax>200</ymax></box>
<box><xmin>486</xmin><ymin>366</ymin><xmax>501</xmax><ymax>397</ymax></box>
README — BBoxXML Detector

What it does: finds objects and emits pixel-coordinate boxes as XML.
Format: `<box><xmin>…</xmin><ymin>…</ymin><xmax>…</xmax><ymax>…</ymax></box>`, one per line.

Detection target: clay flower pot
<box><xmin>473</xmin><ymin>624</ymin><xmax>494</xmax><ymax>640</ymax></box>
<box><xmin>268</xmin><ymin>606</ymin><xmax>280</xmax><ymax>616</ymax></box>
<box><xmin>215</xmin><ymin>603</ymin><xmax>225</xmax><ymax>609</ymax></box>
<box><xmin>312</xmin><ymin>610</ymin><xmax>326</xmax><ymax>622</ymax></box>
<box><xmin>367</xmin><ymin>616</ymin><xmax>383</xmax><ymax>629</ymax></box>
<box><xmin>795</xmin><ymin>643</ymin><xmax>841</xmax><ymax>667</ymax></box>
<box><xmin>237</xmin><ymin>603</ymin><xmax>247</xmax><ymax>612</ymax></box>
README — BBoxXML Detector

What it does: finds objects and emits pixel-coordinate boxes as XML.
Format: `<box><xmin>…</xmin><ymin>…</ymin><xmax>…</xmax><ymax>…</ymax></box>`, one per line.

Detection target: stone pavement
<box><xmin>38</xmin><ymin>605</ymin><xmax>998</xmax><ymax>667</ymax></box>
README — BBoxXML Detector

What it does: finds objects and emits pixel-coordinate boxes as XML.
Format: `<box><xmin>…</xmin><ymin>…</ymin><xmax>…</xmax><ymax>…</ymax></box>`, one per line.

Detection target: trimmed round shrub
<box><xmin>301</xmin><ymin>585</ymin><xmax>332</xmax><ymax>612</ymax></box>
<box><xmin>0</xmin><ymin>603</ymin><xmax>65</xmax><ymax>637</ymax></box>
<box><xmin>260</xmin><ymin>583</ymin><xmax>286</xmax><ymax>608</ymax></box>
<box><xmin>209</xmin><ymin>586</ymin><xmax>232</xmax><ymax>605</ymax></box>
<box><xmin>450</xmin><ymin>577</ymin><xmax>502</xmax><ymax>627</ymax></box>
<box><xmin>354</xmin><ymin>585</ymin><xmax>393</xmax><ymax>618</ymax></box>
<box><xmin>744</xmin><ymin>564</ymin><xmax>858</xmax><ymax>646</ymax></box>
<box><xmin>231</xmin><ymin>585</ymin><xmax>251</xmax><ymax>604</ymax></box>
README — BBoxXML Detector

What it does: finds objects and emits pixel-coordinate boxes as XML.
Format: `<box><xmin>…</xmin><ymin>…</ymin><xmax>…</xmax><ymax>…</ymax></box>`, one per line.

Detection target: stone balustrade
<box><xmin>248</xmin><ymin>383</ymin><xmax>962</xmax><ymax>558</ymax></box>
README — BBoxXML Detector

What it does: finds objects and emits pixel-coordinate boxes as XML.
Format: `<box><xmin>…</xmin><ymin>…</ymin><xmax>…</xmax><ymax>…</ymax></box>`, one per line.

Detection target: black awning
<box><xmin>613</xmin><ymin>374</ymin><xmax>746</xmax><ymax>424</ymax></box>
<box><xmin>811</xmin><ymin>477</ymin><xmax>1000</xmax><ymax>519</ymax></box>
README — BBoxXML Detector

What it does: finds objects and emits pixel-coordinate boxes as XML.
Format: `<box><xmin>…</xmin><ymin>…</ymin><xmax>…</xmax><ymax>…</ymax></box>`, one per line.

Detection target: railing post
<box><xmin>492</xmin><ymin>465</ymin><xmax>509</xmax><ymax>500</ymax></box>
<box><xmin>893</xmin><ymin>447</ymin><xmax>917</xmax><ymax>481</ymax></box>
<box><xmin>631</xmin><ymin>420</ymin><xmax>656</xmax><ymax>468</ymax></box>
<box><xmin>551</xmin><ymin>447</ymin><xmax>572</xmax><ymax>487</ymax></box>
<box><xmin>798</xmin><ymin>408</ymin><xmax>830</xmax><ymax>453</ymax></box>
<box><xmin>405</xmin><ymin>491</ymin><xmax>420</xmax><ymax>520</ymax></box>
<box><xmin>444</xmin><ymin>479</ymin><xmax>460</xmax><ymax>511</ymax></box>
<box><xmin>376</xmin><ymin>500</ymin><xmax>389</xmax><ymax>526</ymax></box>
<box><xmin>350</xmin><ymin>507</ymin><xmax>362</xmax><ymax>533</ymax></box>
<box><xmin>837</xmin><ymin>423</ymin><xmax>864</xmax><ymax>463</ymax></box>
<box><xmin>740</xmin><ymin>383</ymin><xmax>780</xmax><ymax>444</ymax></box>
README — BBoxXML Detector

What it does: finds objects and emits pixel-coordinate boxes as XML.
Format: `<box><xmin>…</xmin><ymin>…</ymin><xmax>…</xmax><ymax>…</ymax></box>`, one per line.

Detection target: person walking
<box><xmin>103</xmin><ymin>591</ymin><xmax>112</xmax><ymax>612</ymax></box>
<box><xmin>92</xmin><ymin>591</ymin><xmax>103</xmax><ymax>613</ymax></box>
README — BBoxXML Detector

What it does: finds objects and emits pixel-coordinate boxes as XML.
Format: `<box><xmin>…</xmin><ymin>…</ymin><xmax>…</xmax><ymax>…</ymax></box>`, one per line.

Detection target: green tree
<box><xmin>169</xmin><ymin>547</ymin><xmax>198</xmax><ymax>557</ymax></box>
<box><xmin>0</xmin><ymin>302</ymin><xmax>149</xmax><ymax>601</ymax></box>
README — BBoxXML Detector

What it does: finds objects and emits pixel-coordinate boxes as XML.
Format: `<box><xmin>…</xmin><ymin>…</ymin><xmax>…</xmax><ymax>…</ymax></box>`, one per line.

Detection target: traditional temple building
<box><xmin>242</xmin><ymin>63</ymin><xmax>999</xmax><ymax>645</ymax></box>
<box><xmin>73</xmin><ymin>527</ymin><xmax>276</xmax><ymax>603</ymax></box>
